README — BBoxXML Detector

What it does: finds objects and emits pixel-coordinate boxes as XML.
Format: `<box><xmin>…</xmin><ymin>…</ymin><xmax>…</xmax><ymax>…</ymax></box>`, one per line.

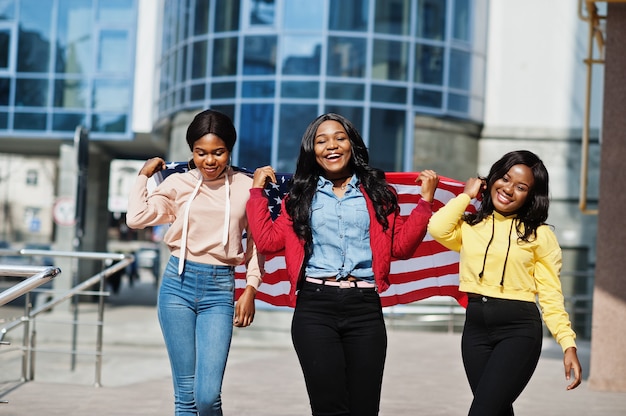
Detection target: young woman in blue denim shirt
<box><xmin>246</xmin><ymin>113</ymin><xmax>438</xmax><ymax>415</ymax></box>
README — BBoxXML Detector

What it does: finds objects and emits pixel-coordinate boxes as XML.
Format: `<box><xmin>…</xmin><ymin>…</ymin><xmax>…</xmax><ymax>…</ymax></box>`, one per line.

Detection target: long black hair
<box><xmin>285</xmin><ymin>113</ymin><xmax>398</xmax><ymax>253</ymax></box>
<box><xmin>185</xmin><ymin>109</ymin><xmax>236</xmax><ymax>168</ymax></box>
<box><xmin>464</xmin><ymin>150</ymin><xmax>550</xmax><ymax>242</ymax></box>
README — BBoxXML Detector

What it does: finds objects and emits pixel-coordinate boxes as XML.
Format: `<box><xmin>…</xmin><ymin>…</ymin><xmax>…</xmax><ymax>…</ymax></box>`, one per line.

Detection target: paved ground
<box><xmin>1</xmin><ymin>274</ymin><xmax>625</xmax><ymax>415</ymax></box>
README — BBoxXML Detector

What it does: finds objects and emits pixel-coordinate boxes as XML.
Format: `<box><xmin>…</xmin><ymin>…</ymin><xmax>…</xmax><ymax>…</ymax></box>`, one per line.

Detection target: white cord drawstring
<box><xmin>222</xmin><ymin>167</ymin><xmax>230</xmax><ymax>247</ymax></box>
<box><xmin>178</xmin><ymin>174</ymin><xmax>203</xmax><ymax>275</ymax></box>
<box><xmin>178</xmin><ymin>168</ymin><xmax>231</xmax><ymax>275</ymax></box>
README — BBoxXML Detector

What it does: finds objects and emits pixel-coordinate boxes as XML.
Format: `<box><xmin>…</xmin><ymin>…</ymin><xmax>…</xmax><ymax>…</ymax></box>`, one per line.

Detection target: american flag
<box><xmin>152</xmin><ymin>163</ymin><xmax>470</xmax><ymax>308</ymax></box>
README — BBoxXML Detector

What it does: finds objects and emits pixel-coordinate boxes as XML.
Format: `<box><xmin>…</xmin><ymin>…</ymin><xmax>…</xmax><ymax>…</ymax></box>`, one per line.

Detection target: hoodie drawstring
<box><xmin>222</xmin><ymin>167</ymin><xmax>231</xmax><ymax>247</ymax></box>
<box><xmin>478</xmin><ymin>215</ymin><xmax>495</xmax><ymax>279</ymax></box>
<box><xmin>478</xmin><ymin>214</ymin><xmax>515</xmax><ymax>286</ymax></box>
<box><xmin>178</xmin><ymin>174</ymin><xmax>203</xmax><ymax>275</ymax></box>
<box><xmin>500</xmin><ymin>220</ymin><xmax>515</xmax><ymax>286</ymax></box>
<box><xmin>178</xmin><ymin>167</ymin><xmax>231</xmax><ymax>276</ymax></box>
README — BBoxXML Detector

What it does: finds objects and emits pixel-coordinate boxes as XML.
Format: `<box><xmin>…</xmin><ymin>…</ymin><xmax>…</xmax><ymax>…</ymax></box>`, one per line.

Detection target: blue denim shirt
<box><xmin>305</xmin><ymin>175</ymin><xmax>374</xmax><ymax>282</ymax></box>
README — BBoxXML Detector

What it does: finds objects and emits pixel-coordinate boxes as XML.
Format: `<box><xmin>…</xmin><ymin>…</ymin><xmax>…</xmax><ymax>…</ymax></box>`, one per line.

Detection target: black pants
<box><xmin>462</xmin><ymin>295</ymin><xmax>543</xmax><ymax>416</ymax></box>
<box><xmin>291</xmin><ymin>281</ymin><xmax>387</xmax><ymax>416</ymax></box>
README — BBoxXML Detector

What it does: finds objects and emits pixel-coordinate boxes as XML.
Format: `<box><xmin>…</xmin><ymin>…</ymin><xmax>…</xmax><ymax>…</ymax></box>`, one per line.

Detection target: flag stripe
<box><xmin>151</xmin><ymin>164</ymin><xmax>469</xmax><ymax>308</ymax></box>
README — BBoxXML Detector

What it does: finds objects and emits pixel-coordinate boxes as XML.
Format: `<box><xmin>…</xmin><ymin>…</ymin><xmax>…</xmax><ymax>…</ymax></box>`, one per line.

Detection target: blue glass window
<box><xmin>282</xmin><ymin>36</ymin><xmax>322</xmax><ymax>75</ymax></box>
<box><xmin>248</xmin><ymin>0</ymin><xmax>275</xmax><ymax>26</ymax></box>
<box><xmin>448</xmin><ymin>93</ymin><xmax>468</xmax><ymax>112</ymax></box>
<box><xmin>16</xmin><ymin>77</ymin><xmax>48</xmax><ymax>107</ymax></box>
<box><xmin>372</xmin><ymin>40</ymin><xmax>408</xmax><ymax>81</ymax></box>
<box><xmin>97</xmin><ymin>0</ymin><xmax>134</xmax><ymax>24</ymax></box>
<box><xmin>54</xmin><ymin>79</ymin><xmax>88</xmax><ymax>108</ymax></box>
<box><xmin>212</xmin><ymin>37</ymin><xmax>238</xmax><ymax>76</ymax></box>
<box><xmin>281</xmin><ymin>81</ymin><xmax>318</xmax><ymax>98</ymax></box>
<box><xmin>449</xmin><ymin>49</ymin><xmax>470</xmax><ymax>90</ymax></box>
<box><xmin>0</xmin><ymin>112</ymin><xmax>6</xmax><ymax>129</ymax></box>
<box><xmin>414</xmin><ymin>44</ymin><xmax>444</xmax><ymax>85</ymax></box>
<box><xmin>56</xmin><ymin>0</ymin><xmax>92</xmax><ymax>74</ymax></box>
<box><xmin>371</xmin><ymin>85</ymin><xmax>406</xmax><ymax>104</ymax></box>
<box><xmin>414</xmin><ymin>89</ymin><xmax>442</xmax><ymax>108</ymax></box>
<box><xmin>453</xmin><ymin>0</ymin><xmax>470</xmax><ymax>41</ymax></box>
<box><xmin>0</xmin><ymin>0</ymin><xmax>15</xmax><ymax>20</ymax></box>
<box><xmin>368</xmin><ymin>108</ymin><xmax>405</xmax><ymax>172</ymax></box>
<box><xmin>416</xmin><ymin>0</ymin><xmax>446</xmax><ymax>40</ymax></box>
<box><xmin>14</xmin><ymin>112</ymin><xmax>46</xmax><ymax>130</ymax></box>
<box><xmin>244</xmin><ymin>36</ymin><xmax>277</xmax><ymax>75</ymax></box>
<box><xmin>0</xmin><ymin>29</ymin><xmax>9</xmax><ymax>69</ymax></box>
<box><xmin>374</xmin><ymin>0</ymin><xmax>411</xmax><ymax>35</ymax></box>
<box><xmin>98</xmin><ymin>30</ymin><xmax>131</xmax><ymax>73</ymax></box>
<box><xmin>277</xmin><ymin>104</ymin><xmax>317</xmax><ymax>172</ymax></box>
<box><xmin>93</xmin><ymin>79</ymin><xmax>130</xmax><ymax>111</ymax></box>
<box><xmin>327</xmin><ymin>36</ymin><xmax>366</xmax><ymax>78</ymax></box>
<box><xmin>53</xmin><ymin>112</ymin><xmax>85</xmax><ymax>131</ymax></box>
<box><xmin>325</xmin><ymin>82</ymin><xmax>364</xmax><ymax>101</ymax></box>
<box><xmin>242</xmin><ymin>80</ymin><xmax>275</xmax><ymax>98</ymax></box>
<box><xmin>215</xmin><ymin>0</ymin><xmax>240</xmax><ymax>32</ymax></box>
<box><xmin>0</xmin><ymin>77</ymin><xmax>9</xmax><ymax>105</ymax></box>
<box><xmin>239</xmin><ymin>103</ymin><xmax>273</xmax><ymax>170</ymax></box>
<box><xmin>92</xmin><ymin>113</ymin><xmax>127</xmax><ymax>133</ymax></box>
<box><xmin>194</xmin><ymin>0</ymin><xmax>209</xmax><ymax>35</ymax></box>
<box><xmin>17</xmin><ymin>0</ymin><xmax>52</xmax><ymax>73</ymax></box>
<box><xmin>329</xmin><ymin>0</ymin><xmax>368</xmax><ymax>32</ymax></box>
<box><xmin>283</xmin><ymin>0</ymin><xmax>323</xmax><ymax>30</ymax></box>
<box><xmin>192</xmin><ymin>40</ymin><xmax>208</xmax><ymax>79</ymax></box>
<box><xmin>211</xmin><ymin>81</ymin><xmax>236</xmax><ymax>99</ymax></box>
<box><xmin>190</xmin><ymin>83</ymin><xmax>205</xmax><ymax>101</ymax></box>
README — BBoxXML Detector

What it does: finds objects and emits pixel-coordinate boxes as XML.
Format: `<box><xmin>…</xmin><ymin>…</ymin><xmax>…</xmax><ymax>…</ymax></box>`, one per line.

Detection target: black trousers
<box><xmin>291</xmin><ymin>281</ymin><xmax>387</xmax><ymax>416</ymax></box>
<box><xmin>462</xmin><ymin>295</ymin><xmax>543</xmax><ymax>416</ymax></box>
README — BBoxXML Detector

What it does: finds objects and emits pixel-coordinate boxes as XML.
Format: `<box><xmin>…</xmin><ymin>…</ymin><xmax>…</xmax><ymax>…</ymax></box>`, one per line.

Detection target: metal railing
<box><xmin>0</xmin><ymin>250</ymin><xmax>134</xmax><ymax>388</ymax></box>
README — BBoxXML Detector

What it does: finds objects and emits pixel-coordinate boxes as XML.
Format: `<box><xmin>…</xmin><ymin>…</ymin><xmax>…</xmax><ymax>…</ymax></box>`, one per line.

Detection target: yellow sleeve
<box><xmin>534</xmin><ymin>227</ymin><xmax>577</xmax><ymax>351</ymax></box>
<box><xmin>427</xmin><ymin>193</ymin><xmax>472</xmax><ymax>253</ymax></box>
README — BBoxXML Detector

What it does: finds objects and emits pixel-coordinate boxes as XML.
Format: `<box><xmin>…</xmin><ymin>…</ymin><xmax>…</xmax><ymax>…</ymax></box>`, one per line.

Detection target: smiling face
<box><xmin>192</xmin><ymin>133</ymin><xmax>230</xmax><ymax>181</ymax></box>
<box><xmin>491</xmin><ymin>164</ymin><xmax>534</xmax><ymax>216</ymax></box>
<box><xmin>313</xmin><ymin>120</ymin><xmax>353</xmax><ymax>179</ymax></box>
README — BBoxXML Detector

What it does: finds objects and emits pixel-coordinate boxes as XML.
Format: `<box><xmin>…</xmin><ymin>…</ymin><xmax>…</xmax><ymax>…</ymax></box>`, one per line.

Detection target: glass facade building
<box><xmin>0</xmin><ymin>0</ymin><xmax>137</xmax><ymax>140</ymax></box>
<box><xmin>158</xmin><ymin>0</ymin><xmax>486</xmax><ymax>172</ymax></box>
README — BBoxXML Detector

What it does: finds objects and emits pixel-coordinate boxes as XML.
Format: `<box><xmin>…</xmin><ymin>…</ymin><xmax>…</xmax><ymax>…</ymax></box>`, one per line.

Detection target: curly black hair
<box><xmin>285</xmin><ymin>113</ymin><xmax>398</xmax><ymax>255</ymax></box>
<box><xmin>464</xmin><ymin>150</ymin><xmax>550</xmax><ymax>242</ymax></box>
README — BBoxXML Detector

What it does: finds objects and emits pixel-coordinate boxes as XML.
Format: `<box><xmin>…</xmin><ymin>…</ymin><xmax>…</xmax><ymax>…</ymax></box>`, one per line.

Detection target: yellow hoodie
<box><xmin>428</xmin><ymin>193</ymin><xmax>576</xmax><ymax>352</ymax></box>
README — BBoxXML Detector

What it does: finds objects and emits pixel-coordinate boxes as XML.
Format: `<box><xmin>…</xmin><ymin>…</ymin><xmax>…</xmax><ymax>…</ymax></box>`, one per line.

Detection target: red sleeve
<box><xmin>390</xmin><ymin>198</ymin><xmax>433</xmax><ymax>259</ymax></box>
<box><xmin>245</xmin><ymin>187</ymin><xmax>291</xmax><ymax>254</ymax></box>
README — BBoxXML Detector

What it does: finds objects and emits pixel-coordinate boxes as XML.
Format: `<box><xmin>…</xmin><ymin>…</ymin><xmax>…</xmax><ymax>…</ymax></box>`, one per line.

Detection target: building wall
<box><xmin>0</xmin><ymin>154</ymin><xmax>58</xmax><ymax>244</ymax></box>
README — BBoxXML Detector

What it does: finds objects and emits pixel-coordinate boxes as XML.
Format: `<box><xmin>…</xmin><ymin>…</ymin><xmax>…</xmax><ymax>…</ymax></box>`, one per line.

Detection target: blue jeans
<box><xmin>158</xmin><ymin>256</ymin><xmax>235</xmax><ymax>416</ymax></box>
<box><xmin>291</xmin><ymin>280</ymin><xmax>387</xmax><ymax>416</ymax></box>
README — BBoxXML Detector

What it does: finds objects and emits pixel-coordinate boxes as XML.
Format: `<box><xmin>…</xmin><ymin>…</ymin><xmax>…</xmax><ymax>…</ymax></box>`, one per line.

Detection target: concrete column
<box><xmin>588</xmin><ymin>4</ymin><xmax>626</xmax><ymax>392</ymax></box>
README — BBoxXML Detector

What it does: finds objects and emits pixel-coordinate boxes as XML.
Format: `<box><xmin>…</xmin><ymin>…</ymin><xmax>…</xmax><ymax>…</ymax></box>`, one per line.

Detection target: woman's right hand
<box><xmin>252</xmin><ymin>166</ymin><xmax>277</xmax><ymax>189</ymax></box>
<box><xmin>139</xmin><ymin>157</ymin><xmax>166</xmax><ymax>178</ymax></box>
<box><xmin>463</xmin><ymin>177</ymin><xmax>486</xmax><ymax>199</ymax></box>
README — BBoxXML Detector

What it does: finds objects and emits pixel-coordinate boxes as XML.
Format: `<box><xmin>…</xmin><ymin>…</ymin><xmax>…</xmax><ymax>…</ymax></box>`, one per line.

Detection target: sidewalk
<box><xmin>1</xmin><ymin>276</ymin><xmax>625</xmax><ymax>415</ymax></box>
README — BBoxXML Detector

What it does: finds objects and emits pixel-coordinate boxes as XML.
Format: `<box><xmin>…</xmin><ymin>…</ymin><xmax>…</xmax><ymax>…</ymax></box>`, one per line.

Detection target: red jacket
<box><xmin>246</xmin><ymin>186</ymin><xmax>433</xmax><ymax>307</ymax></box>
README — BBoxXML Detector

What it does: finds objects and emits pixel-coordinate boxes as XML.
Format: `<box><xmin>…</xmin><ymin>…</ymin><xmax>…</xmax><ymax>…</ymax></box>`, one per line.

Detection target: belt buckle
<box><xmin>339</xmin><ymin>280</ymin><xmax>353</xmax><ymax>289</ymax></box>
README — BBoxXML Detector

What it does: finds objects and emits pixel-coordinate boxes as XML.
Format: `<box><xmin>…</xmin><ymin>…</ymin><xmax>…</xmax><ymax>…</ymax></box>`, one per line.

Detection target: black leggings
<box><xmin>291</xmin><ymin>281</ymin><xmax>387</xmax><ymax>416</ymax></box>
<box><xmin>462</xmin><ymin>295</ymin><xmax>543</xmax><ymax>416</ymax></box>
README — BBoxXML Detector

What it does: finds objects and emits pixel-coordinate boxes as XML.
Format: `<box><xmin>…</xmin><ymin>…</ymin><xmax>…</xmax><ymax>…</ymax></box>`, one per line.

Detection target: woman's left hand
<box><xmin>233</xmin><ymin>285</ymin><xmax>257</xmax><ymax>327</ymax></box>
<box><xmin>416</xmin><ymin>170</ymin><xmax>439</xmax><ymax>203</ymax></box>
<box><xmin>563</xmin><ymin>346</ymin><xmax>583</xmax><ymax>390</ymax></box>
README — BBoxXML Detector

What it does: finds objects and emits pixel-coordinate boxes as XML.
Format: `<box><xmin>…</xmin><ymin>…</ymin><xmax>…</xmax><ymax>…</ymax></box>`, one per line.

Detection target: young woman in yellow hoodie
<box><xmin>428</xmin><ymin>150</ymin><xmax>582</xmax><ymax>415</ymax></box>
